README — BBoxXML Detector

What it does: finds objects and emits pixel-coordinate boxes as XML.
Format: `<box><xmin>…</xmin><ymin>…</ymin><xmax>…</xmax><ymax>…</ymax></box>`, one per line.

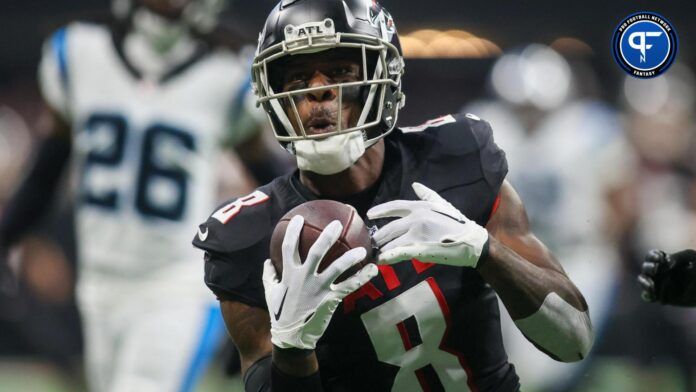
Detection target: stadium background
<box><xmin>1</xmin><ymin>0</ymin><xmax>695</xmax><ymax>391</ymax></box>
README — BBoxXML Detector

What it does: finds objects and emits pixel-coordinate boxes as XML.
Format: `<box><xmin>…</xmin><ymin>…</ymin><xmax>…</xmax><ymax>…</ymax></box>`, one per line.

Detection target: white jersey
<box><xmin>39</xmin><ymin>22</ymin><xmax>253</xmax><ymax>280</ymax></box>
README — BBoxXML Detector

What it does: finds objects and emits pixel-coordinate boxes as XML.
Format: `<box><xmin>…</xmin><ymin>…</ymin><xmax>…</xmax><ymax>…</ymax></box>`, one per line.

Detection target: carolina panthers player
<box><xmin>639</xmin><ymin>249</ymin><xmax>696</xmax><ymax>307</ymax></box>
<box><xmin>193</xmin><ymin>1</ymin><xmax>593</xmax><ymax>391</ymax></box>
<box><xmin>0</xmin><ymin>0</ymin><xmax>285</xmax><ymax>391</ymax></box>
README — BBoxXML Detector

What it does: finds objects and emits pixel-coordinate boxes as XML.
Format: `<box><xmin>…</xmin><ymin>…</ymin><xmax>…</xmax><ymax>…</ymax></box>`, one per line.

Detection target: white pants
<box><xmin>77</xmin><ymin>268</ymin><xmax>226</xmax><ymax>392</ymax></box>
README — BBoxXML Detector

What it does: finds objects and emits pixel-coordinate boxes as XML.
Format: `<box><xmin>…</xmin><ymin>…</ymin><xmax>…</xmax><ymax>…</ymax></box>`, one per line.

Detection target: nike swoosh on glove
<box><xmin>262</xmin><ymin>215</ymin><xmax>378</xmax><ymax>350</ymax></box>
<box><xmin>367</xmin><ymin>182</ymin><xmax>489</xmax><ymax>267</ymax></box>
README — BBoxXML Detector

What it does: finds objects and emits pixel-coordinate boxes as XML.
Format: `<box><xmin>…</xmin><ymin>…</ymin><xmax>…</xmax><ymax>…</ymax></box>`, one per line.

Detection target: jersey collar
<box><xmin>288</xmin><ymin>137</ymin><xmax>403</xmax><ymax>218</ymax></box>
<box><xmin>110</xmin><ymin>27</ymin><xmax>210</xmax><ymax>85</ymax></box>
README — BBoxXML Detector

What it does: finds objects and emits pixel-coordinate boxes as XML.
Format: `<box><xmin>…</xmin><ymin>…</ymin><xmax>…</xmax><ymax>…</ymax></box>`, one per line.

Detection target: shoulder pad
<box><xmin>39</xmin><ymin>25</ymin><xmax>75</xmax><ymax>117</ymax></box>
<box><xmin>398</xmin><ymin>113</ymin><xmax>498</xmax><ymax>157</ymax></box>
<box><xmin>436</xmin><ymin>113</ymin><xmax>496</xmax><ymax>157</ymax></box>
<box><xmin>398</xmin><ymin>112</ymin><xmax>507</xmax><ymax>190</ymax></box>
<box><xmin>38</xmin><ymin>22</ymin><xmax>111</xmax><ymax>115</ymax></box>
<box><xmin>464</xmin><ymin>113</ymin><xmax>508</xmax><ymax>191</ymax></box>
<box><xmin>193</xmin><ymin>188</ymin><xmax>274</xmax><ymax>255</ymax></box>
<box><xmin>52</xmin><ymin>22</ymin><xmax>109</xmax><ymax>50</ymax></box>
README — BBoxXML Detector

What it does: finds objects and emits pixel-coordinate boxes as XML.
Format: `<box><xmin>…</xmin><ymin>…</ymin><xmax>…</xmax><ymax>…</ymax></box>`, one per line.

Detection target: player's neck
<box><xmin>123</xmin><ymin>30</ymin><xmax>199</xmax><ymax>80</ymax></box>
<box><xmin>299</xmin><ymin>140</ymin><xmax>385</xmax><ymax>199</ymax></box>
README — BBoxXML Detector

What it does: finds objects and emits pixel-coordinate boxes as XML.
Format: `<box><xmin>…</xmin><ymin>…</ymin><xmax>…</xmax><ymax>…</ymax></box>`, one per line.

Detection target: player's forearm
<box><xmin>478</xmin><ymin>237</ymin><xmax>586</xmax><ymax>316</ymax></box>
<box><xmin>0</xmin><ymin>132</ymin><xmax>71</xmax><ymax>247</ymax></box>
<box><xmin>478</xmin><ymin>236</ymin><xmax>593</xmax><ymax>362</ymax></box>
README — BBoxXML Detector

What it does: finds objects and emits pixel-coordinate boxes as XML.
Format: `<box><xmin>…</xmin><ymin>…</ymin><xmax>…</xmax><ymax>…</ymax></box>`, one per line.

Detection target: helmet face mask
<box><xmin>252</xmin><ymin>0</ymin><xmax>405</xmax><ymax>152</ymax></box>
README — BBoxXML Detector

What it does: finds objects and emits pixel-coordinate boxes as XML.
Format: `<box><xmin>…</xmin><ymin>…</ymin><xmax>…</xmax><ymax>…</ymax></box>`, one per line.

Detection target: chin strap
<box><xmin>293</xmin><ymin>131</ymin><xmax>366</xmax><ymax>175</ymax></box>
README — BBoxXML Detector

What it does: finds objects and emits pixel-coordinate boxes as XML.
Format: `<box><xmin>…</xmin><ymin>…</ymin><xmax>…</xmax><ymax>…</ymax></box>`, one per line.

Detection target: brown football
<box><xmin>270</xmin><ymin>200</ymin><xmax>374</xmax><ymax>282</ymax></box>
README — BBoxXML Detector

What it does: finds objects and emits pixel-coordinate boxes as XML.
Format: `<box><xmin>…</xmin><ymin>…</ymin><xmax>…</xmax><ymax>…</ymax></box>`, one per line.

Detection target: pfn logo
<box><xmin>628</xmin><ymin>31</ymin><xmax>663</xmax><ymax>63</ymax></box>
<box><xmin>612</xmin><ymin>12</ymin><xmax>677</xmax><ymax>78</ymax></box>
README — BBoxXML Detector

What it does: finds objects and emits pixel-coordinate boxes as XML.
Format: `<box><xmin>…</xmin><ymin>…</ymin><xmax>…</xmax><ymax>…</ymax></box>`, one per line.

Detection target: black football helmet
<box><xmin>252</xmin><ymin>0</ymin><xmax>406</xmax><ymax>149</ymax></box>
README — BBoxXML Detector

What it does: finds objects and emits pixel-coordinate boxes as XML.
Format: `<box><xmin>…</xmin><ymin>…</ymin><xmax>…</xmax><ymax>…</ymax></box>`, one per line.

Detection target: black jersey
<box><xmin>193</xmin><ymin>114</ymin><xmax>520</xmax><ymax>392</ymax></box>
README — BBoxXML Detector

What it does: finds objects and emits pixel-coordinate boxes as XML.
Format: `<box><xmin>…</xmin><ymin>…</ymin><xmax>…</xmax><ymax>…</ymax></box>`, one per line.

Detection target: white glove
<box><xmin>262</xmin><ymin>215</ymin><xmax>378</xmax><ymax>350</ymax></box>
<box><xmin>367</xmin><ymin>182</ymin><xmax>489</xmax><ymax>267</ymax></box>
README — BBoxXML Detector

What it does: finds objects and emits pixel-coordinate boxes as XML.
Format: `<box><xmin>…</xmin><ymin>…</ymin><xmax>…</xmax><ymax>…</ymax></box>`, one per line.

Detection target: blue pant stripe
<box><xmin>179</xmin><ymin>305</ymin><xmax>226</xmax><ymax>392</ymax></box>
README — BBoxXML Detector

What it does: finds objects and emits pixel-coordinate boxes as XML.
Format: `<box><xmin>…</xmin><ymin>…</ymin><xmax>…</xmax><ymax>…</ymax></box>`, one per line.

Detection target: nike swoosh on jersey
<box><xmin>198</xmin><ymin>226</ymin><xmax>209</xmax><ymax>241</ymax></box>
<box><xmin>274</xmin><ymin>288</ymin><xmax>289</xmax><ymax>321</ymax></box>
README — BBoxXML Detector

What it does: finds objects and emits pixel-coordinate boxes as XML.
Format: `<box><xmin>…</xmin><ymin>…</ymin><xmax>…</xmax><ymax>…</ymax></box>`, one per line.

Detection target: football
<box><xmin>270</xmin><ymin>200</ymin><xmax>375</xmax><ymax>282</ymax></box>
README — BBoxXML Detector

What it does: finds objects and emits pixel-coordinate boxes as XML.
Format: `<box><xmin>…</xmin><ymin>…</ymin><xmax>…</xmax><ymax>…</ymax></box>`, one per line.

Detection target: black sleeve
<box><xmin>469</xmin><ymin>117</ymin><xmax>507</xmax><ymax>223</ymax></box>
<box><xmin>468</xmin><ymin>116</ymin><xmax>508</xmax><ymax>197</ymax></box>
<box><xmin>192</xmin><ymin>193</ymin><xmax>275</xmax><ymax>309</ymax></box>
<box><xmin>0</xmin><ymin>133</ymin><xmax>71</xmax><ymax>248</ymax></box>
<box><xmin>416</xmin><ymin>113</ymin><xmax>508</xmax><ymax>225</ymax></box>
<box><xmin>203</xmin><ymin>248</ymin><xmax>268</xmax><ymax>309</ymax></box>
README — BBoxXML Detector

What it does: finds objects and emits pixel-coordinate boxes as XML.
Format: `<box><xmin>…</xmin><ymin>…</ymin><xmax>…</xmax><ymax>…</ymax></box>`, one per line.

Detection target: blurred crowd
<box><xmin>0</xmin><ymin>16</ymin><xmax>695</xmax><ymax>392</ymax></box>
<box><xmin>463</xmin><ymin>44</ymin><xmax>696</xmax><ymax>391</ymax></box>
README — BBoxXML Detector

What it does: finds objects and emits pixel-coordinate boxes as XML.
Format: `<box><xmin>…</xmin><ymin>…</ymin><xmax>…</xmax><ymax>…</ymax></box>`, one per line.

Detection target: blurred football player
<box><xmin>463</xmin><ymin>45</ymin><xmax>622</xmax><ymax>389</ymax></box>
<box><xmin>193</xmin><ymin>1</ymin><xmax>593</xmax><ymax>391</ymax></box>
<box><xmin>0</xmin><ymin>0</ymin><xmax>287</xmax><ymax>391</ymax></box>
<box><xmin>639</xmin><ymin>249</ymin><xmax>696</xmax><ymax>307</ymax></box>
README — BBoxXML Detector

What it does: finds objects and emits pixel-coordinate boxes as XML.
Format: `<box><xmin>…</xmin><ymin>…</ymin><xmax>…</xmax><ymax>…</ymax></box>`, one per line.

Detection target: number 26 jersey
<box><xmin>40</xmin><ymin>22</ymin><xmax>251</xmax><ymax>278</ymax></box>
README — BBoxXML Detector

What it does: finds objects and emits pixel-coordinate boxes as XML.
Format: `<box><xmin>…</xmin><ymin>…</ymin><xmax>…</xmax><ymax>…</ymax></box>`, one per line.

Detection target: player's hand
<box><xmin>262</xmin><ymin>215</ymin><xmax>378</xmax><ymax>350</ymax></box>
<box><xmin>368</xmin><ymin>182</ymin><xmax>489</xmax><ymax>267</ymax></box>
<box><xmin>639</xmin><ymin>249</ymin><xmax>696</xmax><ymax>307</ymax></box>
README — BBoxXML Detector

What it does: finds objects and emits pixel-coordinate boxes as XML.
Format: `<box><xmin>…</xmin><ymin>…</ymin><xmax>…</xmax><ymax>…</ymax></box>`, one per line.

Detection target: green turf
<box><xmin>0</xmin><ymin>357</ymin><xmax>691</xmax><ymax>392</ymax></box>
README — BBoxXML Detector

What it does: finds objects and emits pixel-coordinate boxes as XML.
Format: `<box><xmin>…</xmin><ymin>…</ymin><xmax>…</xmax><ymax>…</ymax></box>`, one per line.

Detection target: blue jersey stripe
<box><xmin>179</xmin><ymin>304</ymin><xmax>226</xmax><ymax>392</ymax></box>
<box><xmin>51</xmin><ymin>27</ymin><xmax>69</xmax><ymax>90</ymax></box>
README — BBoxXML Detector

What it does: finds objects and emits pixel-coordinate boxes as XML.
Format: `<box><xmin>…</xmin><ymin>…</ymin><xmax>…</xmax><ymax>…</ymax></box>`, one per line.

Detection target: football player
<box><xmin>193</xmin><ymin>1</ymin><xmax>593</xmax><ymax>391</ymax></box>
<box><xmin>639</xmin><ymin>249</ymin><xmax>696</xmax><ymax>307</ymax></box>
<box><xmin>0</xmin><ymin>0</ymin><xmax>286</xmax><ymax>391</ymax></box>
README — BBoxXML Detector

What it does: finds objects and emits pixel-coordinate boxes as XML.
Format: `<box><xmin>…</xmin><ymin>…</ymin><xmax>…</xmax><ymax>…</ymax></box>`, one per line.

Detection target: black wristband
<box><xmin>476</xmin><ymin>237</ymin><xmax>491</xmax><ymax>269</ymax></box>
<box><xmin>271</xmin><ymin>362</ymin><xmax>322</xmax><ymax>392</ymax></box>
<box><xmin>243</xmin><ymin>355</ymin><xmax>272</xmax><ymax>392</ymax></box>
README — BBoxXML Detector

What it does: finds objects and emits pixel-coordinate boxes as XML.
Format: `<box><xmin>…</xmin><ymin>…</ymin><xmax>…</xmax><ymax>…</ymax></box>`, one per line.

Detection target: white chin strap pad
<box><xmin>294</xmin><ymin>132</ymin><xmax>366</xmax><ymax>175</ymax></box>
<box><xmin>514</xmin><ymin>293</ymin><xmax>594</xmax><ymax>363</ymax></box>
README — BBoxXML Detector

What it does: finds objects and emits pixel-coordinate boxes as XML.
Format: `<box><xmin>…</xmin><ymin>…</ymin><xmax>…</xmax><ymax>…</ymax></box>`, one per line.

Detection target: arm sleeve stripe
<box><xmin>51</xmin><ymin>27</ymin><xmax>69</xmax><ymax>91</ymax></box>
